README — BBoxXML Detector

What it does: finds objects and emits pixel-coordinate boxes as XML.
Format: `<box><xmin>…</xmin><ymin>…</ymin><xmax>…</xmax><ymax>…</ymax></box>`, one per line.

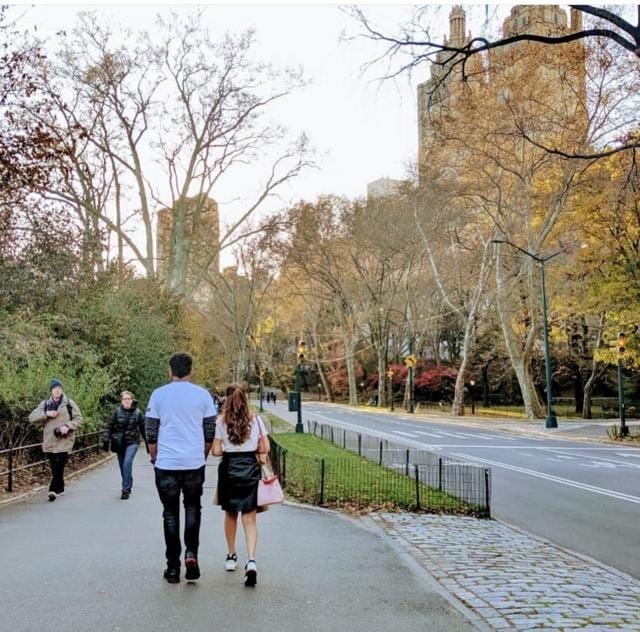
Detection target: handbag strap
<box><xmin>255</xmin><ymin>416</ymin><xmax>272</xmax><ymax>469</ymax></box>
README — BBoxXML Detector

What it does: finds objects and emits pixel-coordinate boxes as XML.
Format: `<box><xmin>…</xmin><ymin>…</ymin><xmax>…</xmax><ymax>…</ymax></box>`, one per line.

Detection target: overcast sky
<box><xmin>14</xmin><ymin>3</ymin><xmax>429</xmax><ymax>217</ymax></box>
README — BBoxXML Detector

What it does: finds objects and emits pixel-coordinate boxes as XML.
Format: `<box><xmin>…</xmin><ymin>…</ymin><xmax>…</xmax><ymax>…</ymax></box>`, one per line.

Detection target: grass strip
<box><xmin>272</xmin><ymin>432</ymin><xmax>483</xmax><ymax>516</ymax></box>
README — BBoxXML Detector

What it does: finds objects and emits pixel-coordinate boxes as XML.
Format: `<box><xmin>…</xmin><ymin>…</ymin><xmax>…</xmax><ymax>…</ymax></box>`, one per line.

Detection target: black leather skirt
<box><xmin>218</xmin><ymin>451</ymin><xmax>260</xmax><ymax>513</ymax></box>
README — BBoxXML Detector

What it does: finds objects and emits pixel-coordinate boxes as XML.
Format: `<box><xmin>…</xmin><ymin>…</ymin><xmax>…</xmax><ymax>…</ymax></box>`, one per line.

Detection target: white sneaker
<box><xmin>225</xmin><ymin>553</ymin><xmax>237</xmax><ymax>571</ymax></box>
<box><xmin>244</xmin><ymin>559</ymin><xmax>257</xmax><ymax>587</ymax></box>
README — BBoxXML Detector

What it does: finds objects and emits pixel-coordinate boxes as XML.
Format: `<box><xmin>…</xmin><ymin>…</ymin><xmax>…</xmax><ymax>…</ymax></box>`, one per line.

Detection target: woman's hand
<box><xmin>211</xmin><ymin>438</ymin><xmax>223</xmax><ymax>457</ymax></box>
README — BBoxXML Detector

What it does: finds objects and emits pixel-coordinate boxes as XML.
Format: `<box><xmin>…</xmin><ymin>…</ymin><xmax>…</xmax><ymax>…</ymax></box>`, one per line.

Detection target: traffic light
<box><xmin>618</xmin><ymin>332</ymin><xmax>627</xmax><ymax>353</ymax></box>
<box><xmin>297</xmin><ymin>340</ymin><xmax>306</xmax><ymax>363</ymax></box>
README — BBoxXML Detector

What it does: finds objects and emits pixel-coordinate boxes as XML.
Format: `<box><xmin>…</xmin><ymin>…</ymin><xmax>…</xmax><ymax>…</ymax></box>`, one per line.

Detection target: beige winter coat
<box><xmin>28</xmin><ymin>395</ymin><xmax>83</xmax><ymax>453</ymax></box>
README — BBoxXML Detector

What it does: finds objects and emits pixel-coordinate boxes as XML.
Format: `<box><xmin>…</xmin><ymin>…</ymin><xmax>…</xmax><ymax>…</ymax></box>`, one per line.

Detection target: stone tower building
<box><xmin>156</xmin><ymin>194</ymin><xmax>220</xmax><ymax>291</ymax></box>
<box><xmin>417</xmin><ymin>5</ymin><xmax>586</xmax><ymax>178</ymax></box>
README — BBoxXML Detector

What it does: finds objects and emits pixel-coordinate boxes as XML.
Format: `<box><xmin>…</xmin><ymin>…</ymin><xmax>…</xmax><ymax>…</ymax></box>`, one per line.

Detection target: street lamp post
<box><xmin>492</xmin><ymin>239</ymin><xmax>568</xmax><ymax>429</ymax></box>
<box><xmin>386</xmin><ymin>368</ymin><xmax>394</xmax><ymax>412</ymax></box>
<box><xmin>470</xmin><ymin>379</ymin><xmax>476</xmax><ymax>415</ymax></box>
<box><xmin>617</xmin><ymin>332</ymin><xmax>628</xmax><ymax>437</ymax></box>
<box><xmin>295</xmin><ymin>340</ymin><xmax>306</xmax><ymax>433</ymax></box>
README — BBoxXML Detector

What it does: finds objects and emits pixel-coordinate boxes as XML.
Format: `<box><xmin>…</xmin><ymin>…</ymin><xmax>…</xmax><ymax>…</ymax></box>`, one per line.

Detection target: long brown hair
<box><xmin>221</xmin><ymin>384</ymin><xmax>253</xmax><ymax>445</ymax></box>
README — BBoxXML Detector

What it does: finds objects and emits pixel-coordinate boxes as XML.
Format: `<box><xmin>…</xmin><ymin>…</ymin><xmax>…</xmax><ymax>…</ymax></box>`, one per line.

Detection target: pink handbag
<box><xmin>256</xmin><ymin>417</ymin><xmax>284</xmax><ymax>506</ymax></box>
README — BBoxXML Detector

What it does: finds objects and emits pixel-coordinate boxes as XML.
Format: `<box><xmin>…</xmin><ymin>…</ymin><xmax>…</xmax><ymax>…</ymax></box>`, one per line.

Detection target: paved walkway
<box><xmin>0</xmin><ymin>456</ymin><xmax>476</xmax><ymax>632</ymax></box>
<box><xmin>371</xmin><ymin>513</ymin><xmax>640</xmax><ymax>631</ymax></box>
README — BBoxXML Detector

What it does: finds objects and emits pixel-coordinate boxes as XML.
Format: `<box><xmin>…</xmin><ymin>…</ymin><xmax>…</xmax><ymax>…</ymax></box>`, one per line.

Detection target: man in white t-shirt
<box><xmin>145</xmin><ymin>352</ymin><xmax>217</xmax><ymax>584</ymax></box>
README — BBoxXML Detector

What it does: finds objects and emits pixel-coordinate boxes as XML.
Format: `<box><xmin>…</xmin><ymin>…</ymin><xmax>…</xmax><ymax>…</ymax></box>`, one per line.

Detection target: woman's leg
<box><xmin>224</xmin><ymin>511</ymin><xmax>238</xmax><ymax>554</ymax></box>
<box><xmin>241</xmin><ymin>510</ymin><xmax>258</xmax><ymax>559</ymax></box>
<box><xmin>121</xmin><ymin>443</ymin><xmax>139</xmax><ymax>492</ymax></box>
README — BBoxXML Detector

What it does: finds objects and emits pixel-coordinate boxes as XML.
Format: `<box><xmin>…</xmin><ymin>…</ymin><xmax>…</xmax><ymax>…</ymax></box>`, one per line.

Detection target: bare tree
<box><xmin>349</xmin><ymin>5</ymin><xmax>640</xmax><ymax>159</ymax></box>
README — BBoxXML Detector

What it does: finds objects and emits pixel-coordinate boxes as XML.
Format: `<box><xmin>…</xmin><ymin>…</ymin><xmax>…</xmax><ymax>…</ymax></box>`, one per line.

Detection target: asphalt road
<box><xmin>266</xmin><ymin>401</ymin><xmax>640</xmax><ymax>580</ymax></box>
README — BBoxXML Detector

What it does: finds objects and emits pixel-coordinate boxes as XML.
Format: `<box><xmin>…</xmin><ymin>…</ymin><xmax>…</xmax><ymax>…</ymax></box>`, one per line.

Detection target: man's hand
<box><xmin>46</xmin><ymin>410</ymin><xmax>59</xmax><ymax>419</ymax></box>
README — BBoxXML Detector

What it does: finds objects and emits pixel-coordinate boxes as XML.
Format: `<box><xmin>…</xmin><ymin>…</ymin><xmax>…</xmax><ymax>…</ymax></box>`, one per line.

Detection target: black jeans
<box><xmin>154</xmin><ymin>466</ymin><xmax>205</xmax><ymax>567</ymax></box>
<box><xmin>45</xmin><ymin>452</ymin><xmax>68</xmax><ymax>494</ymax></box>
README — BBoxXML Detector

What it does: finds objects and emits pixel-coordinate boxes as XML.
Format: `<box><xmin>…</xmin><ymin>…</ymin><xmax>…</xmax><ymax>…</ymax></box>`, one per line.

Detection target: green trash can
<box><xmin>288</xmin><ymin>392</ymin><xmax>299</xmax><ymax>412</ymax></box>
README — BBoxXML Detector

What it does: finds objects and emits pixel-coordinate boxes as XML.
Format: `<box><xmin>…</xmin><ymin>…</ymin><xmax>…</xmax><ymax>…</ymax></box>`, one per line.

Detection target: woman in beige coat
<box><xmin>29</xmin><ymin>379</ymin><xmax>83</xmax><ymax>501</ymax></box>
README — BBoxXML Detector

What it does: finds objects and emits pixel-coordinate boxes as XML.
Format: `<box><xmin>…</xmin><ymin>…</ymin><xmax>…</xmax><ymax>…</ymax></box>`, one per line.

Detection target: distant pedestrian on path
<box><xmin>212</xmin><ymin>384</ymin><xmax>269</xmax><ymax>587</ymax></box>
<box><xmin>272</xmin><ymin>392</ymin><xmax>277</xmax><ymax>405</ymax></box>
<box><xmin>102</xmin><ymin>390</ymin><xmax>147</xmax><ymax>499</ymax></box>
<box><xmin>145</xmin><ymin>353</ymin><xmax>217</xmax><ymax>584</ymax></box>
<box><xmin>29</xmin><ymin>378</ymin><xmax>83</xmax><ymax>502</ymax></box>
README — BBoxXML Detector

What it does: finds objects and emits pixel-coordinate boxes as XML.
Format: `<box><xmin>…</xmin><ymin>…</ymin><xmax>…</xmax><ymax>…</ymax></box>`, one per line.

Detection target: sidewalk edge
<box><xmin>361</xmin><ymin>514</ymin><xmax>492</xmax><ymax>632</ymax></box>
<box><xmin>0</xmin><ymin>454</ymin><xmax>116</xmax><ymax>508</ymax></box>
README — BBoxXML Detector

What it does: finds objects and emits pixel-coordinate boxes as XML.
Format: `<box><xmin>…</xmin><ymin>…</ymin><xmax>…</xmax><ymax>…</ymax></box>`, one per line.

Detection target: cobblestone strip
<box><xmin>371</xmin><ymin>514</ymin><xmax>640</xmax><ymax>631</ymax></box>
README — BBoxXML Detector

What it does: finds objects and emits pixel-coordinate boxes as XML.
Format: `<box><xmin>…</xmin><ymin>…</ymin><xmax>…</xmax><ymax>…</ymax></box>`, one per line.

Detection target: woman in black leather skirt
<box><xmin>212</xmin><ymin>384</ymin><xmax>269</xmax><ymax>586</ymax></box>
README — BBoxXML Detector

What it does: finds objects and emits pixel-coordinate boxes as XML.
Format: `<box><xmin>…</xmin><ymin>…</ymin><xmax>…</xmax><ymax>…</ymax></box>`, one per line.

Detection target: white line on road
<box><xmin>547</xmin><ymin>449</ymin><xmax>640</xmax><ymax>469</ymax></box>
<box><xmin>393</xmin><ymin>431</ymin><xmax>418</xmax><ymax>438</ymax></box>
<box><xmin>449</xmin><ymin>452</ymin><xmax>640</xmax><ymax>505</ymax></box>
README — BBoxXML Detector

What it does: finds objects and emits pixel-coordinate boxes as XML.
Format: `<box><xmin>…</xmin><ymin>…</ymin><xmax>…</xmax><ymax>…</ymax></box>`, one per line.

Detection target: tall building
<box><xmin>156</xmin><ymin>194</ymin><xmax>220</xmax><ymax>290</ymax></box>
<box><xmin>367</xmin><ymin>177</ymin><xmax>406</xmax><ymax>199</ymax></box>
<box><xmin>417</xmin><ymin>5</ymin><xmax>586</xmax><ymax>178</ymax></box>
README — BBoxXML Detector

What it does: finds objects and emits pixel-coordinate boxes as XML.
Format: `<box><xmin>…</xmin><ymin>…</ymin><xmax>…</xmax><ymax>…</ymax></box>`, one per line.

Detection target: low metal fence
<box><xmin>269</xmin><ymin>421</ymin><xmax>490</xmax><ymax>518</ymax></box>
<box><xmin>1</xmin><ymin>431</ymin><xmax>103</xmax><ymax>492</ymax></box>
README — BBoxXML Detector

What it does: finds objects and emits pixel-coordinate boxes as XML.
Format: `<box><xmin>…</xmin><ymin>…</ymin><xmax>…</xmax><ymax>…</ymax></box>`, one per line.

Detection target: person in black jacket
<box><xmin>103</xmin><ymin>390</ymin><xmax>146</xmax><ymax>499</ymax></box>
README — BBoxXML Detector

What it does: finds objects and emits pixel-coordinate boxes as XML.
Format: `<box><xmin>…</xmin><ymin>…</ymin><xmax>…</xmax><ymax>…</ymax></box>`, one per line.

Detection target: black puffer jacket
<box><xmin>103</xmin><ymin>403</ymin><xmax>146</xmax><ymax>449</ymax></box>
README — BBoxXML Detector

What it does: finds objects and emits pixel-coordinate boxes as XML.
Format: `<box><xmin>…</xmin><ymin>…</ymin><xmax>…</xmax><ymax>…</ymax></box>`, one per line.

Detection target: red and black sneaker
<box><xmin>185</xmin><ymin>555</ymin><xmax>200</xmax><ymax>582</ymax></box>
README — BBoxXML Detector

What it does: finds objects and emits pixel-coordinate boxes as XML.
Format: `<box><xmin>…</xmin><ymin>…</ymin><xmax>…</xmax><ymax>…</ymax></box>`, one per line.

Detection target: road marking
<box><xmin>393</xmin><ymin>431</ymin><xmax>418</xmax><ymax>438</ymax></box>
<box><xmin>415</xmin><ymin>431</ymin><xmax>447</xmax><ymax>438</ymax></box>
<box><xmin>547</xmin><ymin>449</ymin><xmax>640</xmax><ymax>469</ymax></box>
<box><xmin>450</xmin><ymin>452</ymin><xmax>640</xmax><ymax>505</ymax></box>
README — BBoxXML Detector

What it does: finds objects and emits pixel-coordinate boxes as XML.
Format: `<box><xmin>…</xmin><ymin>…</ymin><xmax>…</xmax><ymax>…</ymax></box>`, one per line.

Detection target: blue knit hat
<box><xmin>49</xmin><ymin>378</ymin><xmax>63</xmax><ymax>391</ymax></box>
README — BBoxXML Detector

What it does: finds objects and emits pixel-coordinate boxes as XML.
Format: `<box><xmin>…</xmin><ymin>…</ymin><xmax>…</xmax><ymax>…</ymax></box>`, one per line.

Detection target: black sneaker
<box><xmin>48</xmin><ymin>492</ymin><xmax>57</xmax><ymax>502</ymax></box>
<box><xmin>185</xmin><ymin>555</ymin><xmax>200</xmax><ymax>582</ymax></box>
<box><xmin>244</xmin><ymin>559</ymin><xmax>257</xmax><ymax>587</ymax></box>
<box><xmin>163</xmin><ymin>566</ymin><xmax>180</xmax><ymax>584</ymax></box>
<box><xmin>121</xmin><ymin>491</ymin><xmax>130</xmax><ymax>500</ymax></box>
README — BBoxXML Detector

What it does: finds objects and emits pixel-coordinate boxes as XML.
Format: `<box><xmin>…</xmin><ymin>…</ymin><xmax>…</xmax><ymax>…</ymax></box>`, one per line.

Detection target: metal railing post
<box><xmin>7</xmin><ymin>441</ymin><xmax>13</xmax><ymax>492</ymax></box>
<box><xmin>319</xmin><ymin>458</ymin><xmax>325</xmax><ymax>505</ymax></box>
<box><xmin>358</xmin><ymin>434</ymin><xmax>362</xmax><ymax>456</ymax></box>
<box><xmin>484</xmin><ymin>468</ymin><xmax>491</xmax><ymax>518</ymax></box>
<box><xmin>438</xmin><ymin>457</ymin><xmax>443</xmax><ymax>492</ymax></box>
<box><xmin>414</xmin><ymin>464</ymin><xmax>420</xmax><ymax>510</ymax></box>
<box><xmin>379</xmin><ymin>440</ymin><xmax>383</xmax><ymax>466</ymax></box>
<box><xmin>405</xmin><ymin>449</ymin><xmax>410</xmax><ymax>476</ymax></box>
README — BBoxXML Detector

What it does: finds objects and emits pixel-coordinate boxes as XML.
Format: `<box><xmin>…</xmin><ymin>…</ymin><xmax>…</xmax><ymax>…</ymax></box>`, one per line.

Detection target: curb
<box><xmin>273</xmin><ymin>497</ymin><xmax>491</xmax><ymax>631</ymax></box>
<box><xmin>0</xmin><ymin>454</ymin><xmax>116</xmax><ymax>508</ymax></box>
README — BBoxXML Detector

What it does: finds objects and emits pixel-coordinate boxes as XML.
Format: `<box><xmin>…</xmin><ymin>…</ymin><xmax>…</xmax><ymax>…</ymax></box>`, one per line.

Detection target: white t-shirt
<box><xmin>147</xmin><ymin>381</ymin><xmax>217</xmax><ymax>470</ymax></box>
<box><xmin>215</xmin><ymin>415</ymin><xmax>268</xmax><ymax>452</ymax></box>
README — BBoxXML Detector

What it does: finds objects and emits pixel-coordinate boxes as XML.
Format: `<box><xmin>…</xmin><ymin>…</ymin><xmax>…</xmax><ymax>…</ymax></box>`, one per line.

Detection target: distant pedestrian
<box><xmin>272</xmin><ymin>392</ymin><xmax>277</xmax><ymax>405</ymax></box>
<box><xmin>145</xmin><ymin>353</ymin><xmax>217</xmax><ymax>584</ymax></box>
<box><xmin>102</xmin><ymin>390</ymin><xmax>146</xmax><ymax>499</ymax></box>
<box><xmin>28</xmin><ymin>378</ymin><xmax>83</xmax><ymax>502</ymax></box>
<box><xmin>212</xmin><ymin>384</ymin><xmax>270</xmax><ymax>587</ymax></box>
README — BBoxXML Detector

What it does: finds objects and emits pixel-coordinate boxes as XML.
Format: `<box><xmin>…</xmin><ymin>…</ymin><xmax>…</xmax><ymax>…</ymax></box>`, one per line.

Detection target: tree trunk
<box><xmin>377</xmin><ymin>348</ymin><xmax>387</xmax><ymax>407</ymax></box>
<box><xmin>495</xmin><ymin>251</ymin><xmax>543</xmax><ymax>419</ymax></box>
<box><xmin>583</xmin><ymin>313</ymin><xmax>606</xmax><ymax>419</ymax></box>
<box><xmin>574</xmin><ymin>367</ymin><xmax>584</xmax><ymax>414</ymax></box>
<box><xmin>482</xmin><ymin>362</ymin><xmax>491</xmax><ymax>407</ymax></box>
<box><xmin>344</xmin><ymin>336</ymin><xmax>359</xmax><ymax>406</ymax></box>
